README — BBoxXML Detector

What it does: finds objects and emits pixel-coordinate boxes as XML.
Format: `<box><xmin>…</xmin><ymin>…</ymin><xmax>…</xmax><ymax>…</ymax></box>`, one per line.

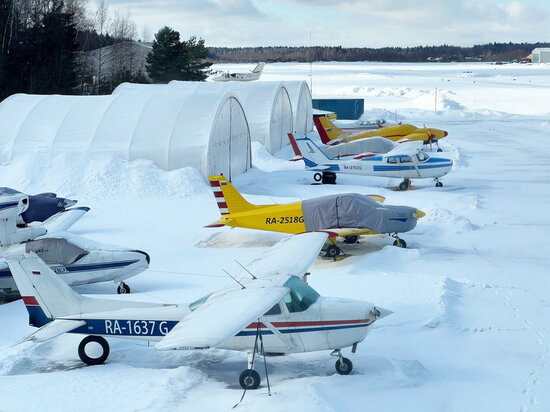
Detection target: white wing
<box><xmin>156</xmin><ymin>286</ymin><xmax>289</xmax><ymax>350</ymax></box>
<box><xmin>384</xmin><ymin>141</ymin><xmax>423</xmax><ymax>158</ymax></box>
<box><xmin>239</xmin><ymin>232</ymin><xmax>328</xmax><ymax>281</ymax></box>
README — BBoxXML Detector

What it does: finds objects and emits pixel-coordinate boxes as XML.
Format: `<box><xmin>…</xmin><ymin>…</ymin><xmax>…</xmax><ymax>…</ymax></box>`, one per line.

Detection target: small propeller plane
<box><xmin>208</xmin><ymin>62</ymin><xmax>265</xmax><ymax>82</ymax></box>
<box><xmin>289</xmin><ymin>134</ymin><xmax>453</xmax><ymax>190</ymax></box>
<box><xmin>4</xmin><ymin>232</ymin><xmax>391</xmax><ymax>390</ymax></box>
<box><xmin>314</xmin><ymin>117</ymin><xmax>448</xmax><ymax>151</ymax></box>
<box><xmin>206</xmin><ymin>175</ymin><xmax>425</xmax><ymax>256</ymax></box>
<box><xmin>0</xmin><ymin>188</ymin><xmax>149</xmax><ymax>294</ymax></box>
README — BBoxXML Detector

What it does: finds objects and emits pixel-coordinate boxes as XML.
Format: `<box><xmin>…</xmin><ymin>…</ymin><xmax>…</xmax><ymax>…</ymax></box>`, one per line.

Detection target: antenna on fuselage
<box><xmin>234</xmin><ymin>260</ymin><xmax>257</xmax><ymax>280</ymax></box>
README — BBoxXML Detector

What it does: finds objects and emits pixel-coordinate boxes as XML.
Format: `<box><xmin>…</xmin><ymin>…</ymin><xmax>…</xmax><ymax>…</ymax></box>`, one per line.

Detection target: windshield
<box><xmin>282</xmin><ymin>276</ymin><xmax>320</xmax><ymax>313</ymax></box>
<box><xmin>189</xmin><ymin>292</ymin><xmax>214</xmax><ymax>311</ymax></box>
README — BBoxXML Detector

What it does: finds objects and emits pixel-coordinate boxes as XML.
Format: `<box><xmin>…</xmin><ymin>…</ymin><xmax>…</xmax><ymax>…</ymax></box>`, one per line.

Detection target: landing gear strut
<box><xmin>117</xmin><ymin>282</ymin><xmax>130</xmax><ymax>294</ymax></box>
<box><xmin>78</xmin><ymin>335</ymin><xmax>110</xmax><ymax>365</ymax></box>
<box><xmin>331</xmin><ymin>349</ymin><xmax>353</xmax><ymax>375</ymax></box>
<box><xmin>398</xmin><ymin>178</ymin><xmax>411</xmax><ymax>191</ymax></box>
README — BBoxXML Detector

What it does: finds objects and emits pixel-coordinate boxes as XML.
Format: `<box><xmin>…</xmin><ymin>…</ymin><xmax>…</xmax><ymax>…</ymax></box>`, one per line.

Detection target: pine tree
<box><xmin>146</xmin><ymin>26</ymin><xmax>211</xmax><ymax>83</ymax></box>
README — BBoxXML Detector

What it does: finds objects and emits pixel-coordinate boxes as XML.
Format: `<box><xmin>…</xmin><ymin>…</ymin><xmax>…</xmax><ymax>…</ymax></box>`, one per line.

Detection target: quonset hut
<box><xmin>283</xmin><ymin>81</ymin><xmax>313</xmax><ymax>136</ymax></box>
<box><xmin>168</xmin><ymin>81</ymin><xmax>294</xmax><ymax>154</ymax></box>
<box><xmin>0</xmin><ymin>86</ymin><xmax>251</xmax><ymax>180</ymax></box>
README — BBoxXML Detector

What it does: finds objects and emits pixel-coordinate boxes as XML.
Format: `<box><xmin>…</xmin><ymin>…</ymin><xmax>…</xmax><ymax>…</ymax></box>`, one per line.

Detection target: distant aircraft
<box><xmin>5</xmin><ymin>232</ymin><xmax>391</xmax><ymax>390</ymax></box>
<box><xmin>206</xmin><ymin>175</ymin><xmax>425</xmax><ymax>255</ymax></box>
<box><xmin>0</xmin><ymin>188</ymin><xmax>148</xmax><ymax>294</ymax></box>
<box><xmin>208</xmin><ymin>62</ymin><xmax>265</xmax><ymax>82</ymax></box>
<box><xmin>289</xmin><ymin>134</ymin><xmax>453</xmax><ymax>189</ymax></box>
<box><xmin>314</xmin><ymin>117</ymin><xmax>448</xmax><ymax>151</ymax></box>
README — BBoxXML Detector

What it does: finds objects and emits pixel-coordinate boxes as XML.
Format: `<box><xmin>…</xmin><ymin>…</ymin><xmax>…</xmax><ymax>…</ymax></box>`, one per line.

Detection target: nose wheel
<box><xmin>398</xmin><ymin>178</ymin><xmax>411</xmax><ymax>191</ymax></box>
<box><xmin>331</xmin><ymin>349</ymin><xmax>353</xmax><ymax>375</ymax></box>
<box><xmin>117</xmin><ymin>282</ymin><xmax>130</xmax><ymax>294</ymax></box>
<box><xmin>434</xmin><ymin>178</ymin><xmax>443</xmax><ymax>188</ymax></box>
<box><xmin>392</xmin><ymin>234</ymin><xmax>407</xmax><ymax>248</ymax></box>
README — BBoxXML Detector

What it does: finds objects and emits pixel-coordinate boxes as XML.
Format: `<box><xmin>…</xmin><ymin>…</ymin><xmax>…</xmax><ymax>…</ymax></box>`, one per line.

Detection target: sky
<box><xmin>98</xmin><ymin>0</ymin><xmax>550</xmax><ymax>47</ymax></box>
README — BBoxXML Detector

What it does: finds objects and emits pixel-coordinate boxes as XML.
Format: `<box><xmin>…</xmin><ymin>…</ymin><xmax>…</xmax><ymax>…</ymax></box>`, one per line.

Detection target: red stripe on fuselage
<box><xmin>246</xmin><ymin>319</ymin><xmax>370</xmax><ymax>329</ymax></box>
<box><xmin>22</xmin><ymin>296</ymin><xmax>39</xmax><ymax>306</ymax></box>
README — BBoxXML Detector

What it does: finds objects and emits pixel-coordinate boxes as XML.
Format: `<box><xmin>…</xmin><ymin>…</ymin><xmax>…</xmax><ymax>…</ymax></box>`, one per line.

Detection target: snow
<box><xmin>1</xmin><ymin>61</ymin><xmax>550</xmax><ymax>411</ymax></box>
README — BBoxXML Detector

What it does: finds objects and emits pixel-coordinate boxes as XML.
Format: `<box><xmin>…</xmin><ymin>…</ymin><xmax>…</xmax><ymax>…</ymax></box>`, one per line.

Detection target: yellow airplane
<box><xmin>205</xmin><ymin>175</ymin><xmax>425</xmax><ymax>257</ymax></box>
<box><xmin>314</xmin><ymin>117</ymin><xmax>448</xmax><ymax>151</ymax></box>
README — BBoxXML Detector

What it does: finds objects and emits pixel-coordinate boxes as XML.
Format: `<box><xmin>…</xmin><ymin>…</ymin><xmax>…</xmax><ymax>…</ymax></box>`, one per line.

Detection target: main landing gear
<box><xmin>392</xmin><ymin>234</ymin><xmax>407</xmax><ymax>248</ymax></box>
<box><xmin>434</xmin><ymin>178</ymin><xmax>443</xmax><ymax>188</ymax></box>
<box><xmin>324</xmin><ymin>237</ymin><xmax>342</xmax><ymax>259</ymax></box>
<box><xmin>314</xmin><ymin>171</ymin><xmax>337</xmax><ymax>185</ymax></box>
<box><xmin>78</xmin><ymin>335</ymin><xmax>110</xmax><ymax>365</ymax></box>
<box><xmin>398</xmin><ymin>178</ymin><xmax>412</xmax><ymax>191</ymax></box>
<box><xmin>331</xmin><ymin>349</ymin><xmax>353</xmax><ymax>375</ymax></box>
<box><xmin>117</xmin><ymin>282</ymin><xmax>130</xmax><ymax>294</ymax></box>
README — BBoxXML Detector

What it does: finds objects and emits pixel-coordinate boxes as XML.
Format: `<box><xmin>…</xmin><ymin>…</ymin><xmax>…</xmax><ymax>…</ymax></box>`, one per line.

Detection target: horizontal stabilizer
<box><xmin>17</xmin><ymin>319</ymin><xmax>86</xmax><ymax>344</ymax></box>
<box><xmin>40</xmin><ymin>207</ymin><xmax>90</xmax><ymax>233</ymax></box>
<box><xmin>156</xmin><ymin>286</ymin><xmax>289</xmax><ymax>350</ymax></box>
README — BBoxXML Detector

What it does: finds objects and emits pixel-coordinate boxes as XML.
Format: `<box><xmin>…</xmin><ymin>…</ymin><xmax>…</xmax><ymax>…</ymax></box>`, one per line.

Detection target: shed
<box><xmin>0</xmin><ymin>87</ymin><xmax>251</xmax><ymax>180</ymax></box>
<box><xmin>532</xmin><ymin>48</ymin><xmax>550</xmax><ymax>63</ymax></box>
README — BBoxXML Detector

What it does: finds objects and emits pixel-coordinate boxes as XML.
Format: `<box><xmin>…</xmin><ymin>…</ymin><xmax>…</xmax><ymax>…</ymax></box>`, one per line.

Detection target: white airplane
<box><xmin>0</xmin><ymin>188</ymin><xmax>149</xmax><ymax>295</ymax></box>
<box><xmin>289</xmin><ymin>134</ymin><xmax>453</xmax><ymax>190</ymax></box>
<box><xmin>5</xmin><ymin>232</ymin><xmax>391</xmax><ymax>390</ymax></box>
<box><xmin>208</xmin><ymin>62</ymin><xmax>265</xmax><ymax>82</ymax></box>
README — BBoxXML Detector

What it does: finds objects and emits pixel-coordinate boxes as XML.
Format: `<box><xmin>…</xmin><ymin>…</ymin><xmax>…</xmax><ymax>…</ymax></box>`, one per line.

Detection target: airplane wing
<box><xmin>367</xmin><ymin>195</ymin><xmax>385</xmax><ymax>203</ymax></box>
<box><xmin>156</xmin><ymin>286</ymin><xmax>289</xmax><ymax>350</ymax></box>
<box><xmin>239</xmin><ymin>232</ymin><xmax>328</xmax><ymax>281</ymax></box>
<box><xmin>16</xmin><ymin>319</ymin><xmax>86</xmax><ymax>344</ymax></box>
<box><xmin>384</xmin><ymin>140</ymin><xmax>423</xmax><ymax>158</ymax></box>
<box><xmin>39</xmin><ymin>207</ymin><xmax>90</xmax><ymax>233</ymax></box>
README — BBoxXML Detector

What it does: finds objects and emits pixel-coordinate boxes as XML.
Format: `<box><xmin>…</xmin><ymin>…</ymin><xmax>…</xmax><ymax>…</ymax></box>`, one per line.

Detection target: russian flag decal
<box><xmin>32</xmin><ymin>271</ymin><xmax>41</xmax><ymax>276</ymax></box>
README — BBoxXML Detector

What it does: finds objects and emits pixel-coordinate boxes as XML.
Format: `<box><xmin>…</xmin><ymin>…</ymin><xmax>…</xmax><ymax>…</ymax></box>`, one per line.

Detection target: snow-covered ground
<box><xmin>1</xmin><ymin>62</ymin><xmax>549</xmax><ymax>411</ymax></box>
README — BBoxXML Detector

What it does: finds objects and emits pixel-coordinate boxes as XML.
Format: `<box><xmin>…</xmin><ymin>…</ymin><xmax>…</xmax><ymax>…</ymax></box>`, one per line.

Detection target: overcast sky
<box><xmin>99</xmin><ymin>0</ymin><xmax>550</xmax><ymax>47</ymax></box>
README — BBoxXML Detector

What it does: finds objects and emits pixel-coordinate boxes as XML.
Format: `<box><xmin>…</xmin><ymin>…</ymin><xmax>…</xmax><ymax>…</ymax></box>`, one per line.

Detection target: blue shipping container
<box><xmin>312</xmin><ymin>99</ymin><xmax>364</xmax><ymax>120</ymax></box>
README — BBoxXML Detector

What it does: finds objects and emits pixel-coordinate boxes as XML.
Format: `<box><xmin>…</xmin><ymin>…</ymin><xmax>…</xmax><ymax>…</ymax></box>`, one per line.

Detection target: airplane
<box><xmin>314</xmin><ymin>117</ymin><xmax>448</xmax><ymax>151</ymax></box>
<box><xmin>289</xmin><ymin>134</ymin><xmax>453</xmax><ymax>190</ymax></box>
<box><xmin>206</xmin><ymin>175</ymin><xmax>425</xmax><ymax>256</ymax></box>
<box><xmin>0</xmin><ymin>188</ymin><xmax>149</xmax><ymax>294</ymax></box>
<box><xmin>208</xmin><ymin>62</ymin><xmax>265</xmax><ymax>82</ymax></box>
<box><xmin>4</xmin><ymin>232</ymin><xmax>391</xmax><ymax>390</ymax></box>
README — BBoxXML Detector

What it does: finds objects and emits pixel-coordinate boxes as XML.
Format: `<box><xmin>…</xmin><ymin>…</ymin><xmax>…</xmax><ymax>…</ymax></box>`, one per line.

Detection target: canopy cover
<box><xmin>302</xmin><ymin>193</ymin><xmax>418</xmax><ymax>233</ymax></box>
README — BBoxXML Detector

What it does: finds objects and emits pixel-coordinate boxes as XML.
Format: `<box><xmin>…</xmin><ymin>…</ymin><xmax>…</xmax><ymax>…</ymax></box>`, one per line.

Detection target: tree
<box><xmin>146</xmin><ymin>26</ymin><xmax>211</xmax><ymax>83</ymax></box>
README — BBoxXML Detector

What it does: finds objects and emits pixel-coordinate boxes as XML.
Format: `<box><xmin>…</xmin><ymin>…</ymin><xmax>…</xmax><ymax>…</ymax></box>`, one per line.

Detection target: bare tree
<box><xmin>94</xmin><ymin>0</ymin><xmax>108</xmax><ymax>92</ymax></box>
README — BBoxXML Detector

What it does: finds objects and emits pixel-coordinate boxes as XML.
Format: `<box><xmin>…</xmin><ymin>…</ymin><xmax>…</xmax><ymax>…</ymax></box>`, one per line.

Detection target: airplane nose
<box><xmin>132</xmin><ymin>250</ymin><xmax>151</xmax><ymax>265</ymax></box>
<box><xmin>414</xmin><ymin>209</ymin><xmax>426</xmax><ymax>219</ymax></box>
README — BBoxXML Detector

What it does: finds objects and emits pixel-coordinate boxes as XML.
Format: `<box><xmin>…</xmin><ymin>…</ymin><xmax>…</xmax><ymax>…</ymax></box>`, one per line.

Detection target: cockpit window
<box><xmin>264</xmin><ymin>303</ymin><xmax>282</xmax><ymax>316</ymax></box>
<box><xmin>399</xmin><ymin>155</ymin><xmax>413</xmax><ymax>163</ymax></box>
<box><xmin>416</xmin><ymin>152</ymin><xmax>428</xmax><ymax>162</ymax></box>
<box><xmin>282</xmin><ymin>277</ymin><xmax>320</xmax><ymax>313</ymax></box>
<box><xmin>387</xmin><ymin>157</ymin><xmax>398</xmax><ymax>164</ymax></box>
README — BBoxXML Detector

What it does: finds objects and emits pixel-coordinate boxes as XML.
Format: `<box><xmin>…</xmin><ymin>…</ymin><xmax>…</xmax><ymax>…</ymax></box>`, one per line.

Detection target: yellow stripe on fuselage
<box><xmin>223</xmin><ymin>202</ymin><xmax>307</xmax><ymax>234</ymax></box>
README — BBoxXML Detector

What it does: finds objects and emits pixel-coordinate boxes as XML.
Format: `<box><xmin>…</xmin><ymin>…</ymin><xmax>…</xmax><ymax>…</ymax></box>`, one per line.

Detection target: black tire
<box><xmin>435</xmin><ymin>181</ymin><xmax>443</xmax><ymax>188</ymax></box>
<box><xmin>343</xmin><ymin>236</ymin><xmax>358</xmax><ymax>244</ymax></box>
<box><xmin>239</xmin><ymin>369</ymin><xmax>261</xmax><ymax>390</ymax></box>
<box><xmin>398</xmin><ymin>181</ymin><xmax>409</xmax><ymax>191</ymax></box>
<box><xmin>437</xmin><ymin>148</ymin><xmax>442</xmax><ymax>152</ymax></box>
<box><xmin>78</xmin><ymin>335</ymin><xmax>110</xmax><ymax>365</ymax></box>
<box><xmin>393</xmin><ymin>238</ymin><xmax>407</xmax><ymax>248</ymax></box>
<box><xmin>117</xmin><ymin>283</ymin><xmax>130</xmax><ymax>294</ymax></box>
<box><xmin>321</xmin><ymin>172</ymin><xmax>337</xmax><ymax>185</ymax></box>
<box><xmin>313</xmin><ymin>173</ymin><xmax>323</xmax><ymax>182</ymax></box>
<box><xmin>335</xmin><ymin>357</ymin><xmax>353</xmax><ymax>375</ymax></box>
<box><xmin>325</xmin><ymin>244</ymin><xmax>341</xmax><ymax>258</ymax></box>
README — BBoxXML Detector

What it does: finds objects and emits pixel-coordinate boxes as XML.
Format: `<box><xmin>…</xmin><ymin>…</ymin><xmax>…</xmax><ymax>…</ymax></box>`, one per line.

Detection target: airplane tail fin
<box><xmin>6</xmin><ymin>252</ymin><xmax>85</xmax><ymax>327</ymax></box>
<box><xmin>291</xmin><ymin>136</ymin><xmax>332</xmax><ymax>168</ymax></box>
<box><xmin>314</xmin><ymin>117</ymin><xmax>344</xmax><ymax>144</ymax></box>
<box><xmin>252</xmin><ymin>62</ymin><xmax>265</xmax><ymax>73</ymax></box>
<box><xmin>208</xmin><ymin>175</ymin><xmax>259</xmax><ymax>216</ymax></box>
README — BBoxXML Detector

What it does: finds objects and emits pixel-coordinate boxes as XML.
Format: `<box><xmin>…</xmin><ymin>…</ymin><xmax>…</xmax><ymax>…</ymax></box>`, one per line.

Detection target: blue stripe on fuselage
<box><xmin>65</xmin><ymin>260</ymin><xmax>139</xmax><ymax>273</ymax></box>
<box><xmin>235</xmin><ymin>323</ymin><xmax>370</xmax><ymax>336</ymax></box>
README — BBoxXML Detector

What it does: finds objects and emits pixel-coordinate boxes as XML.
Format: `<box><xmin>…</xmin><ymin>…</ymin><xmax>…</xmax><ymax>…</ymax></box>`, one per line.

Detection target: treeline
<box><xmin>208</xmin><ymin>42</ymin><xmax>550</xmax><ymax>63</ymax></box>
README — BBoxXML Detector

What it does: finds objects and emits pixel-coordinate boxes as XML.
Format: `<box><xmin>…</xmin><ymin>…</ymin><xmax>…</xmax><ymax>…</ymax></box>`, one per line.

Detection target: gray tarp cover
<box><xmin>25</xmin><ymin>238</ymin><xmax>87</xmax><ymax>265</ymax></box>
<box><xmin>302</xmin><ymin>193</ymin><xmax>418</xmax><ymax>233</ymax></box>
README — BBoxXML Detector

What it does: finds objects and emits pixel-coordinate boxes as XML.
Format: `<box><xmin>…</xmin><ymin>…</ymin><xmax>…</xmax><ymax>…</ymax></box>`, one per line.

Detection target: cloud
<box><xmin>97</xmin><ymin>0</ymin><xmax>550</xmax><ymax>47</ymax></box>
